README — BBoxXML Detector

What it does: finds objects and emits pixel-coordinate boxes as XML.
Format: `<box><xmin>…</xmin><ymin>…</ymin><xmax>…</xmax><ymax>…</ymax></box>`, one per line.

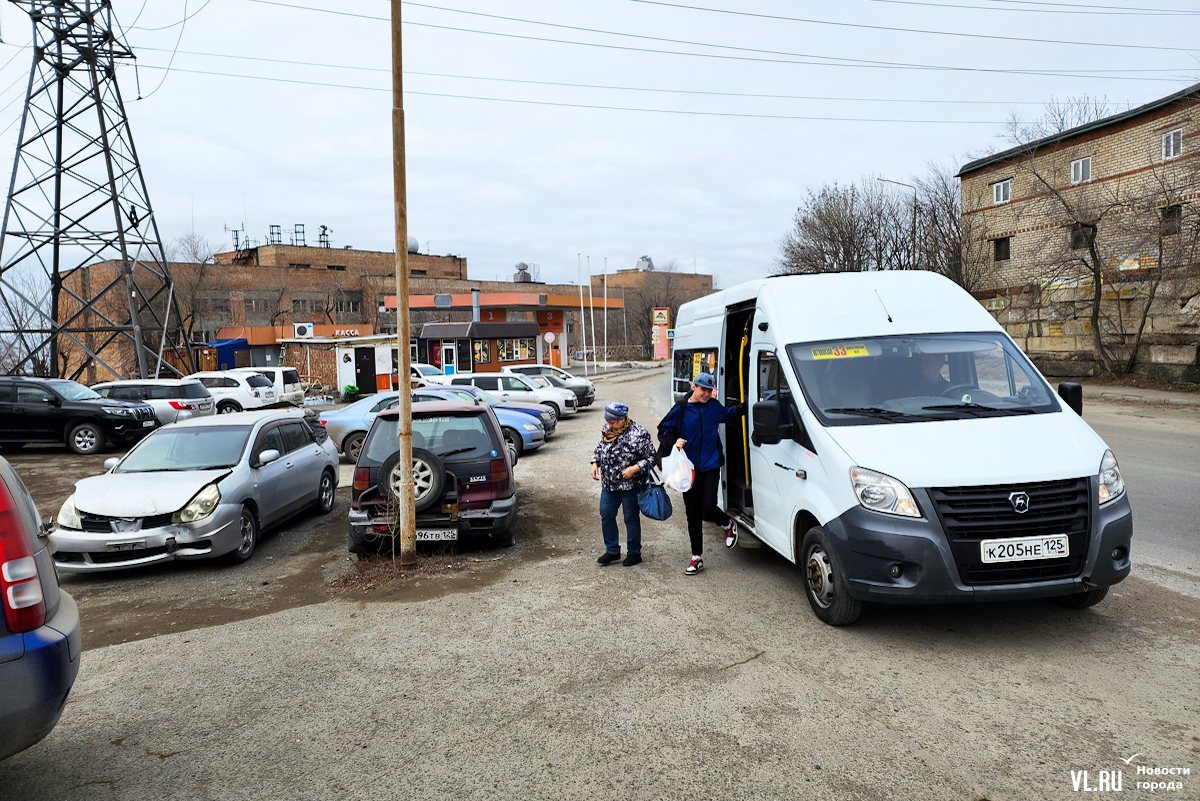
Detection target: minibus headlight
<box><xmin>1097</xmin><ymin>449</ymin><xmax>1124</xmax><ymax>506</ymax></box>
<box><xmin>850</xmin><ymin>467</ymin><xmax>921</xmax><ymax>518</ymax></box>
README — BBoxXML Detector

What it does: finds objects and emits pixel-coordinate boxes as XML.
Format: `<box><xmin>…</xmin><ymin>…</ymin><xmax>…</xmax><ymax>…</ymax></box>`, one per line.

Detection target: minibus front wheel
<box><xmin>800</xmin><ymin>526</ymin><xmax>863</xmax><ymax>626</ymax></box>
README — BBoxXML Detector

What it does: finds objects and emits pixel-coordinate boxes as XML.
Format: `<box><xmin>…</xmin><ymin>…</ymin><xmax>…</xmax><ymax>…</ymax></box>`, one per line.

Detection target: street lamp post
<box><xmin>880</xmin><ymin>178</ymin><xmax>918</xmax><ymax>271</ymax></box>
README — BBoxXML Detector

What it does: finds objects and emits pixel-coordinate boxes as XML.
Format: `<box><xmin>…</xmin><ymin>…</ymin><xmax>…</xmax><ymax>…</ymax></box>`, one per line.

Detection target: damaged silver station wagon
<box><xmin>49</xmin><ymin>411</ymin><xmax>339</xmax><ymax>572</ymax></box>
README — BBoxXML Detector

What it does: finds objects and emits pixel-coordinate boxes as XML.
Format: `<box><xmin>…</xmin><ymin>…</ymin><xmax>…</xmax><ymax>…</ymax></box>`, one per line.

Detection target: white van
<box><xmin>672</xmin><ymin>272</ymin><xmax>1132</xmax><ymax>625</ymax></box>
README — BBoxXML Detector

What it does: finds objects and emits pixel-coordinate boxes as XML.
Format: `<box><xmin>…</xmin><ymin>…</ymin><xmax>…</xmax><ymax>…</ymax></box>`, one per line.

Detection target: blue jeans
<box><xmin>600</xmin><ymin>489</ymin><xmax>642</xmax><ymax>556</ymax></box>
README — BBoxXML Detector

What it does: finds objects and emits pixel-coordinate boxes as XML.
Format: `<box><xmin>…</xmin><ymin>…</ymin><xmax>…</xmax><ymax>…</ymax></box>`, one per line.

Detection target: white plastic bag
<box><xmin>661</xmin><ymin>446</ymin><xmax>695</xmax><ymax>493</ymax></box>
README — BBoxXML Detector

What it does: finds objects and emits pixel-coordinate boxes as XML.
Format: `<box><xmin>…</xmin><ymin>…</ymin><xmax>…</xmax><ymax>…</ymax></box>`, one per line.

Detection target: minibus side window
<box><xmin>757</xmin><ymin>351</ymin><xmax>815</xmax><ymax>453</ymax></box>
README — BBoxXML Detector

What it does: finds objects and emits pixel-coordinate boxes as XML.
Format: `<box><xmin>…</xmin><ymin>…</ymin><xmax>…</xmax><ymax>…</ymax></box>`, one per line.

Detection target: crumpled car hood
<box><xmin>72</xmin><ymin>470</ymin><xmax>230</xmax><ymax>517</ymax></box>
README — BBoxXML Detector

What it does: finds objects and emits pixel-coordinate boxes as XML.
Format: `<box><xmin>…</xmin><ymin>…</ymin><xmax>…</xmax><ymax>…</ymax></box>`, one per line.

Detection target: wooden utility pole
<box><xmin>391</xmin><ymin>0</ymin><xmax>416</xmax><ymax>566</ymax></box>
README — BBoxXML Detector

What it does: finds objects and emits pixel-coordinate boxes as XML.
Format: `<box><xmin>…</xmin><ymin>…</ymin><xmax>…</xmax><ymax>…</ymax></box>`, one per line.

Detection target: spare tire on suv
<box><xmin>378</xmin><ymin>447</ymin><xmax>445</xmax><ymax>513</ymax></box>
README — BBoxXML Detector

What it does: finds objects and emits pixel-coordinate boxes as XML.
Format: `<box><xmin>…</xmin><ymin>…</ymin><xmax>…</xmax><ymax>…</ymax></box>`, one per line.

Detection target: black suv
<box><xmin>0</xmin><ymin>377</ymin><xmax>158</xmax><ymax>455</ymax></box>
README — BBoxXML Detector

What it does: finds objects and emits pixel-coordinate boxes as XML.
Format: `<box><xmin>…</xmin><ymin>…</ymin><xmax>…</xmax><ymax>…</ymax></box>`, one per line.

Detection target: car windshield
<box><xmin>365</xmin><ymin>414</ymin><xmax>499</xmax><ymax>463</ymax></box>
<box><xmin>49</xmin><ymin>380</ymin><xmax>101</xmax><ymax>401</ymax></box>
<box><xmin>786</xmin><ymin>333</ymin><xmax>1059</xmax><ymax>425</ymax></box>
<box><xmin>415</xmin><ymin>365</ymin><xmax>440</xmax><ymax>377</ymax></box>
<box><xmin>180</xmin><ymin>382</ymin><xmax>210</xmax><ymax>399</ymax></box>
<box><xmin>469</xmin><ymin>387</ymin><xmax>501</xmax><ymax>405</ymax></box>
<box><xmin>527</xmin><ymin>376</ymin><xmax>552</xmax><ymax>389</ymax></box>
<box><xmin>245</xmin><ymin>375</ymin><xmax>272</xmax><ymax>388</ymax></box>
<box><xmin>116</xmin><ymin>426</ymin><xmax>252</xmax><ymax>472</ymax></box>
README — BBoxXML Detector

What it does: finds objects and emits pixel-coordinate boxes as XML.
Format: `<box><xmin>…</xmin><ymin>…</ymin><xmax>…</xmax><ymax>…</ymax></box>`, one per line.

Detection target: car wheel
<box><xmin>493</xmin><ymin>519</ymin><xmax>515</xmax><ymax>548</ymax></box>
<box><xmin>379</xmin><ymin>448</ymin><xmax>446</xmax><ymax>513</ymax></box>
<box><xmin>224</xmin><ymin>506</ymin><xmax>259</xmax><ymax>564</ymax></box>
<box><xmin>343</xmin><ymin>432</ymin><xmax>366</xmax><ymax>462</ymax></box>
<box><xmin>800</xmin><ymin>526</ymin><xmax>863</xmax><ymax>626</ymax></box>
<box><xmin>67</xmin><ymin>422</ymin><xmax>105</xmax><ymax>455</ymax></box>
<box><xmin>217</xmin><ymin>401</ymin><xmax>241</xmax><ymax>414</ymax></box>
<box><xmin>316</xmin><ymin>470</ymin><xmax>336</xmax><ymax>514</ymax></box>
<box><xmin>502</xmin><ymin>427</ymin><xmax>523</xmax><ymax>457</ymax></box>
<box><xmin>1053</xmin><ymin>585</ymin><xmax>1110</xmax><ymax>609</ymax></box>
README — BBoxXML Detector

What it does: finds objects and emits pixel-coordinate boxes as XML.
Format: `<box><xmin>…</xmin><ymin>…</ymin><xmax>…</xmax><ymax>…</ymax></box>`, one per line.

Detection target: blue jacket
<box><xmin>657</xmin><ymin>398</ymin><xmax>743</xmax><ymax>474</ymax></box>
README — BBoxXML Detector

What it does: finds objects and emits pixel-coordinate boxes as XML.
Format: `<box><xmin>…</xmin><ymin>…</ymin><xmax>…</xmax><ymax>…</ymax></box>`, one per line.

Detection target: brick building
<box><xmin>958</xmin><ymin>83</ymin><xmax>1200</xmax><ymax>382</ymax></box>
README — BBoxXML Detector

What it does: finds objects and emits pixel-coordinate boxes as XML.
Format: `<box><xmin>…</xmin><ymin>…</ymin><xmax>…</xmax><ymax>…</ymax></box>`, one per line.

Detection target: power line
<box><xmin>127</xmin><ymin>63</ymin><xmax>1012</xmax><ymax>123</ymax></box>
<box><xmin>128</xmin><ymin>46</ymin><xmax>1114</xmax><ymax>106</ymax></box>
<box><xmin>976</xmin><ymin>0</ymin><xmax>1198</xmax><ymax>13</ymax></box>
<box><xmin>131</xmin><ymin>0</ymin><xmax>217</xmax><ymax>31</ymax></box>
<box><xmin>618</xmin><ymin>0</ymin><xmax>1198</xmax><ymax>52</ymax></box>
<box><xmin>238</xmin><ymin>2</ymin><xmax>1189</xmax><ymax>82</ymax></box>
<box><xmin>861</xmin><ymin>0</ymin><xmax>1198</xmax><ymax>13</ymax></box>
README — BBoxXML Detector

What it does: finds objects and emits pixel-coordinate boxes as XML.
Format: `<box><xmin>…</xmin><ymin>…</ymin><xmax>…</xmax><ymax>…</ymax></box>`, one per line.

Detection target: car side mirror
<box><xmin>1057</xmin><ymin>382</ymin><xmax>1083</xmax><ymax>416</ymax></box>
<box><xmin>104</xmin><ymin>457</ymin><xmax>120</xmax><ymax>471</ymax></box>
<box><xmin>255</xmin><ymin>448</ymin><xmax>281</xmax><ymax>467</ymax></box>
<box><xmin>509</xmin><ymin>443</ymin><xmax>519</xmax><ymax>466</ymax></box>
<box><xmin>751</xmin><ymin>400</ymin><xmax>791</xmax><ymax>446</ymax></box>
<box><xmin>42</xmin><ymin>395</ymin><xmax>60</xmax><ymax>406</ymax></box>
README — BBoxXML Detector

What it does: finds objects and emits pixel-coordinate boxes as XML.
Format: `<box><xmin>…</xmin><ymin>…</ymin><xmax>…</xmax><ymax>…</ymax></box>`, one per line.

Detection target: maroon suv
<box><xmin>347</xmin><ymin>402</ymin><xmax>517</xmax><ymax>554</ymax></box>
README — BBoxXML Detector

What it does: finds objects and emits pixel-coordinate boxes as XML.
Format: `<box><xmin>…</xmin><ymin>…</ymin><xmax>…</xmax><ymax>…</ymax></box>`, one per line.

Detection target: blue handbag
<box><xmin>637</xmin><ymin>468</ymin><xmax>673</xmax><ymax>521</ymax></box>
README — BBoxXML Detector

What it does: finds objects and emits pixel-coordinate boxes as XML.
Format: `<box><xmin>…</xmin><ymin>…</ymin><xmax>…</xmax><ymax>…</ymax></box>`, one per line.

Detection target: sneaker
<box><xmin>597</xmin><ymin>552</ymin><xmax>621</xmax><ymax>566</ymax></box>
<box><xmin>622</xmin><ymin>553</ymin><xmax>642</xmax><ymax>567</ymax></box>
<box><xmin>685</xmin><ymin>556</ymin><xmax>704</xmax><ymax>575</ymax></box>
<box><xmin>724</xmin><ymin>520</ymin><xmax>738</xmax><ymax>549</ymax></box>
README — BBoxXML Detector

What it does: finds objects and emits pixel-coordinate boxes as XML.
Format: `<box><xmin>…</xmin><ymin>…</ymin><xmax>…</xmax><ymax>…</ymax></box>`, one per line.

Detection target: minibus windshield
<box><xmin>786</xmin><ymin>333</ymin><xmax>1059</xmax><ymax>425</ymax></box>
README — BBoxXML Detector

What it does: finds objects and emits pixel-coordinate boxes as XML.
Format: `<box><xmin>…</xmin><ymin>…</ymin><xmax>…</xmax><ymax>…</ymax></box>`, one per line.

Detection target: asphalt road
<box><xmin>1083</xmin><ymin>400</ymin><xmax>1200</xmax><ymax>596</ymax></box>
<box><xmin>2</xmin><ymin>368</ymin><xmax>1197</xmax><ymax>800</ymax></box>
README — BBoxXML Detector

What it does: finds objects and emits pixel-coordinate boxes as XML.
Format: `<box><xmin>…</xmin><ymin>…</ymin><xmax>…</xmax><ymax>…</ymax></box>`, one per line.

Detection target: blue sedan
<box><xmin>413</xmin><ymin>387</ymin><xmax>545</xmax><ymax>456</ymax></box>
<box><xmin>432</xmin><ymin>384</ymin><xmax>557</xmax><ymax>439</ymax></box>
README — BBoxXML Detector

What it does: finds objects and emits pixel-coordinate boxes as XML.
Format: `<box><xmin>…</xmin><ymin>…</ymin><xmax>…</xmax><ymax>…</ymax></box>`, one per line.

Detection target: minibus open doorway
<box><xmin>723</xmin><ymin>302</ymin><xmax>755</xmax><ymax>523</ymax></box>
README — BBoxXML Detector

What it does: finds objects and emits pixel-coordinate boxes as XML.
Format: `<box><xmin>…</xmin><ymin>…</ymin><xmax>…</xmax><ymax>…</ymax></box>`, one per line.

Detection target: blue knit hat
<box><xmin>603</xmin><ymin>402</ymin><xmax>628</xmax><ymax>421</ymax></box>
<box><xmin>693</xmin><ymin>372</ymin><xmax>716</xmax><ymax>389</ymax></box>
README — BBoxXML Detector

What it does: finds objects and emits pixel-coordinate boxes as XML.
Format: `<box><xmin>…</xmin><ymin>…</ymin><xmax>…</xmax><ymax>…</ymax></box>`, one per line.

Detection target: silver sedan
<box><xmin>49</xmin><ymin>410</ymin><xmax>339</xmax><ymax>572</ymax></box>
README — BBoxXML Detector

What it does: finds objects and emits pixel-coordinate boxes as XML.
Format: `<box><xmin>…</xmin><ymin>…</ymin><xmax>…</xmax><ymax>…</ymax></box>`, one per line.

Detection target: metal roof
<box><xmin>957</xmin><ymin>82</ymin><xmax>1200</xmax><ymax>178</ymax></box>
<box><xmin>418</xmin><ymin>321</ymin><xmax>541</xmax><ymax>339</ymax></box>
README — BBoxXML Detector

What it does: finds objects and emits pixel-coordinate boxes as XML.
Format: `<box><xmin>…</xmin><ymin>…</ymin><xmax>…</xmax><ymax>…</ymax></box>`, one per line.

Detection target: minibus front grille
<box><xmin>929</xmin><ymin>478</ymin><xmax>1090</xmax><ymax>586</ymax></box>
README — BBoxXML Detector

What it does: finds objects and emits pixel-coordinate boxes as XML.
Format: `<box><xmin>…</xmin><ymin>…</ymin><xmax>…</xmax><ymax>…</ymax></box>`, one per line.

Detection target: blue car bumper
<box><xmin>0</xmin><ymin>592</ymin><xmax>81</xmax><ymax>760</ymax></box>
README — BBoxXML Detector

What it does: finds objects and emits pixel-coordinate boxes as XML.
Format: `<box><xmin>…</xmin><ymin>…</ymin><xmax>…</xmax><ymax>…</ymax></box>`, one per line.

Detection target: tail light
<box><xmin>168</xmin><ymin>400</ymin><xmax>197</xmax><ymax>410</ymax></box>
<box><xmin>318</xmin><ymin>418</ymin><xmax>327</xmax><ymax>426</ymax></box>
<box><xmin>0</xmin><ymin>479</ymin><xmax>46</xmax><ymax>634</ymax></box>
<box><xmin>351</xmin><ymin>467</ymin><xmax>371</xmax><ymax>509</ymax></box>
<box><xmin>489</xmin><ymin>459</ymin><xmax>507</xmax><ymax>483</ymax></box>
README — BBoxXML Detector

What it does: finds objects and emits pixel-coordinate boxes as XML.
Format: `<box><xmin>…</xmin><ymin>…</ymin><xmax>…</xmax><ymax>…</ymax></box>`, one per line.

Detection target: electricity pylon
<box><xmin>0</xmin><ymin>0</ymin><xmax>192</xmax><ymax>379</ymax></box>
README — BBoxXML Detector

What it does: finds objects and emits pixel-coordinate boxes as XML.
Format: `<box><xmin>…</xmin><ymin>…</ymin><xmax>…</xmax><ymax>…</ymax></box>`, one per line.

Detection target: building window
<box><xmin>1162</xmin><ymin>204</ymin><xmax>1183</xmax><ymax>236</ymax></box>
<box><xmin>1070</xmin><ymin>224</ymin><xmax>1089</xmax><ymax>250</ymax></box>
<box><xmin>1162</xmin><ymin>129</ymin><xmax>1183</xmax><ymax>160</ymax></box>
<box><xmin>992</xmin><ymin>180</ymin><xmax>1010</xmax><ymax>205</ymax></box>
<box><xmin>326</xmin><ymin>265</ymin><xmax>346</xmax><ymax>272</ymax></box>
<box><xmin>288</xmin><ymin>263</ymin><xmax>311</xmax><ymax>269</ymax></box>
<box><xmin>497</xmin><ymin>338</ymin><xmax>535</xmax><ymax>362</ymax></box>
<box><xmin>1071</xmin><ymin>157</ymin><xmax>1091</xmax><ymax>184</ymax></box>
<box><xmin>410</xmin><ymin>269</ymin><xmax>428</xmax><ymax>276</ymax></box>
<box><xmin>473</xmin><ymin>340</ymin><xmax>491</xmax><ymax>364</ymax></box>
<box><xmin>993</xmin><ymin>237</ymin><xmax>1011</xmax><ymax>262</ymax></box>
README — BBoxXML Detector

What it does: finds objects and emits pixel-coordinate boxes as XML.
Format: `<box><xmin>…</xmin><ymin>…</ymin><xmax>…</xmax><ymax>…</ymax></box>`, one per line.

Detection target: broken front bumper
<box><xmin>49</xmin><ymin>504</ymin><xmax>243</xmax><ymax>572</ymax></box>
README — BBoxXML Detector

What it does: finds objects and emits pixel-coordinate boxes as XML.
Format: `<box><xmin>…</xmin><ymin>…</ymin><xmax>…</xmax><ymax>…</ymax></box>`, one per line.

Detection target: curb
<box><xmin>1083</xmin><ymin>389</ymin><xmax>1200</xmax><ymax>407</ymax></box>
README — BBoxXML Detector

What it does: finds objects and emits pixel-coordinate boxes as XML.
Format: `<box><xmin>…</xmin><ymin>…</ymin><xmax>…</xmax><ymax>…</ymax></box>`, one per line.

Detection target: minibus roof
<box><xmin>674</xmin><ymin>271</ymin><xmax>1002</xmax><ymax>349</ymax></box>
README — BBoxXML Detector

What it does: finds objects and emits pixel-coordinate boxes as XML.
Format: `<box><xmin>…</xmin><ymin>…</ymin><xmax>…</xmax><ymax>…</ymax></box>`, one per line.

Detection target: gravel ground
<box><xmin>2</xmin><ymin>366</ymin><xmax>1197</xmax><ymax>799</ymax></box>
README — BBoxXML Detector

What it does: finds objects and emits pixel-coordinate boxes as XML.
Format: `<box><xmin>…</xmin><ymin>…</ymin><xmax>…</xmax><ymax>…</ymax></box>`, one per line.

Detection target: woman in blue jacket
<box><xmin>656</xmin><ymin>373</ymin><xmax>745</xmax><ymax>575</ymax></box>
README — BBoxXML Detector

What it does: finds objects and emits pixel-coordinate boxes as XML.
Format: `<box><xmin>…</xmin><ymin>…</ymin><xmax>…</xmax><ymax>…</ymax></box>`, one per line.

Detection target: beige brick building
<box><xmin>958</xmin><ymin>83</ymin><xmax>1200</xmax><ymax>383</ymax></box>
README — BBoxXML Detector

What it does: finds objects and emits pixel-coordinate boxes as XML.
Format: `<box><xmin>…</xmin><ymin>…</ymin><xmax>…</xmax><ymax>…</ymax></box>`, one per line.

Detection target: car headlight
<box><xmin>540</xmin><ymin>413</ymin><xmax>552</xmax><ymax>423</ymax></box>
<box><xmin>102</xmin><ymin>406</ymin><xmax>131</xmax><ymax>417</ymax></box>
<box><xmin>57</xmin><ymin>495</ymin><xmax>82</xmax><ymax>530</ymax></box>
<box><xmin>850</xmin><ymin>467</ymin><xmax>921</xmax><ymax>518</ymax></box>
<box><xmin>172</xmin><ymin>484</ymin><xmax>221</xmax><ymax>524</ymax></box>
<box><xmin>522</xmin><ymin>423</ymin><xmax>540</xmax><ymax>432</ymax></box>
<box><xmin>1097</xmin><ymin>449</ymin><xmax>1124</xmax><ymax>506</ymax></box>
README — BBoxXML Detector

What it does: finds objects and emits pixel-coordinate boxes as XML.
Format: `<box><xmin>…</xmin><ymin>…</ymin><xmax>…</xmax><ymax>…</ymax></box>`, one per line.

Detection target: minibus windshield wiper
<box><xmin>824</xmin><ymin>406</ymin><xmax>926</xmax><ymax>421</ymax></box>
<box><xmin>921</xmin><ymin>403</ymin><xmax>1036</xmax><ymax>417</ymax></box>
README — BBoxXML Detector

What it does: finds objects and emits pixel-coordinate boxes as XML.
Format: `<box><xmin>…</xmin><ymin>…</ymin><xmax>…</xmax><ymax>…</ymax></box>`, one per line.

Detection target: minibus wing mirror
<box><xmin>1057</xmin><ymin>382</ymin><xmax>1083</xmax><ymax>416</ymax></box>
<box><xmin>752</xmin><ymin>400</ymin><xmax>790</xmax><ymax>446</ymax></box>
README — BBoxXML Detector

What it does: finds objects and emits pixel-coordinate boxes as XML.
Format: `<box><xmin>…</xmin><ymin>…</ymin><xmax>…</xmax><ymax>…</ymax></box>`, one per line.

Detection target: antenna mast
<box><xmin>0</xmin><ymin>0</ymin><xmax>192</xmax><ymax>379</ymax></box>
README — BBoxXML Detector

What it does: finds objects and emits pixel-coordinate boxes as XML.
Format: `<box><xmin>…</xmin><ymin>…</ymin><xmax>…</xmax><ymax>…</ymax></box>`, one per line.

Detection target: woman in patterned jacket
<box><xmin>590</xmin><ymin>402</ymin><xmax>656</xmax><ymax>567</ymax></box>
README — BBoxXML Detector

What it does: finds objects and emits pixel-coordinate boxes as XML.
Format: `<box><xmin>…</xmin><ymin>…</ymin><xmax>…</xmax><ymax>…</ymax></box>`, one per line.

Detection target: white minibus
<box><xmin>671</xmin><ymin>272</ymin><xmax>1132</xmax><ymax>625</ymax></box>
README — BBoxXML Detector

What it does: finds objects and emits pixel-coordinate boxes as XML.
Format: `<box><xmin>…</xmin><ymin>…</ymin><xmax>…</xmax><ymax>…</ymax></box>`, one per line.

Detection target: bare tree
<box><xmin>621</xmin><ymin>260</ymin><xmax>705</xmax><ymax>352</ymax></box>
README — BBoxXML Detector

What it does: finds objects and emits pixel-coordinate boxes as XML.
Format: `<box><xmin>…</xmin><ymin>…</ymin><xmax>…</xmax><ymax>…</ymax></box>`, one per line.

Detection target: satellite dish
<box><xmin>407</xmin><ymin>237</ymin><xmax>419</xmax><ymax>254</ymax></box>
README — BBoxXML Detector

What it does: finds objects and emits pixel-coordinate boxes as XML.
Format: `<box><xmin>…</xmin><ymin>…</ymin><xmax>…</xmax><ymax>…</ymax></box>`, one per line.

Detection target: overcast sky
<box><xmin>0</xmin><ymin>0</ymin><xmax>1197</xmax><ymax>289</ymax></box>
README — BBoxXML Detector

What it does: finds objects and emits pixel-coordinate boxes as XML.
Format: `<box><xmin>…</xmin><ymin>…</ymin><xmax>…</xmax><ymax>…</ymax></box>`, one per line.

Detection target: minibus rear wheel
<box><xmin>800</xmin><ymin>526</ymin><xmax>863</xmax><ymax>626</ymax></box>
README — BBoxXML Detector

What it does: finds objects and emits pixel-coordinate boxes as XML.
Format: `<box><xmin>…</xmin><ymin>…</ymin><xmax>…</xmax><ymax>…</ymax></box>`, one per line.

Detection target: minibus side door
<box><xmin>748</xmin><ymin>347</ymin><xmax>799</xmax><ymax>557</ymax></box>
